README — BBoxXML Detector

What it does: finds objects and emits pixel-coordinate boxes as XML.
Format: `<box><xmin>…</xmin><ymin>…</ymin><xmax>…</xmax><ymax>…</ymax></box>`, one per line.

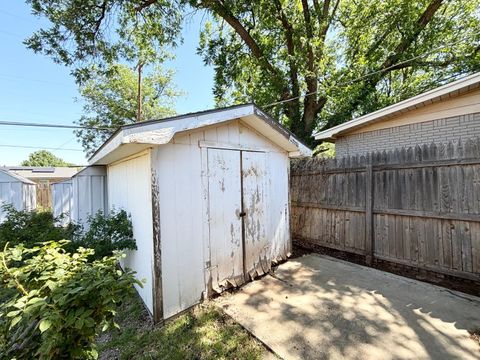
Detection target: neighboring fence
<box><xmin>36</xmin><ymin>181</ymin><xmax>52</xmax><ymax>209</ymax></box>
<box><xmin>291</xmin><ymin>138</ymin><xmax>480</xmax><ymax>281</ymax></box>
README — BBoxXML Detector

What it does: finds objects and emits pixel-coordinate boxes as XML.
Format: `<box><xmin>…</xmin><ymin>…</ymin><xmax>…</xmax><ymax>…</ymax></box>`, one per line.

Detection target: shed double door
<box><xmin>207</xmin><ymin>148</ymin><xmax>268</xmax><ymax>291</ymax></box>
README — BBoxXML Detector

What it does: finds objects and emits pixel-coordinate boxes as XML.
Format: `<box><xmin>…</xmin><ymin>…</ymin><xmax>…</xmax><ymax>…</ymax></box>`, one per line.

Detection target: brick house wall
<box><xmin>335</xmin><ymin>112</ymin><xmax>480</xmax><ymax>157</ymax></box>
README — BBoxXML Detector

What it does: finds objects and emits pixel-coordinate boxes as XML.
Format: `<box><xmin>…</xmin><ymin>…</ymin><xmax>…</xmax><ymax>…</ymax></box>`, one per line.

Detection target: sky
<box><xmin>0</xmin><ymin>3</ymin><xmax>214</xmax><ymax>166</ymax></box>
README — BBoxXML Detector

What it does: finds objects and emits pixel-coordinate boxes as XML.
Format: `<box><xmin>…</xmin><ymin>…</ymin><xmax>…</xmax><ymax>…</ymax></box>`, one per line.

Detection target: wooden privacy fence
<box><xmin>290</xmin><ymin>138</ymin><xmax>480</xmax><ymax>281</ymax></box>
<box><xmin>36</xmin><ymin>181</ymin><xmax>52</xmax><ymax>210</ymax></box>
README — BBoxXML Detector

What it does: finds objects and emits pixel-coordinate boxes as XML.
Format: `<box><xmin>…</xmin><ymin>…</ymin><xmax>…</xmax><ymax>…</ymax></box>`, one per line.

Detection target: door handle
<box><xmin>239</xmin><ymin>211</ymin><xmax>246</xmax><ymax>217</ymax></box>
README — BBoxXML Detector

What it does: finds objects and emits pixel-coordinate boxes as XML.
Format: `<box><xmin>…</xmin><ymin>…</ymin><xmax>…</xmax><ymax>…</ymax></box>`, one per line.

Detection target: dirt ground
<box><xmin>218</xmin><ymin>254</ymin><xmax>480</xmax><ymax>360</ymax></box>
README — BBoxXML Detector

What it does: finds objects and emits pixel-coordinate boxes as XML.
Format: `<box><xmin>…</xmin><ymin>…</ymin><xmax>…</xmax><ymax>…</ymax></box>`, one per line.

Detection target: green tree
<box><xmin>21</xmin><ymin>150</ymin><xmax>71</xmax><ymax>167</ymax></box>
<box><xmin>75</xmin><ymin>63</ymin><xmax>180</xmax><ymax>156</ymax></box>
<box><xmin>25</xmin><ymin>0</ymin><xmax>480</xmax><ymax>145</ymax></box>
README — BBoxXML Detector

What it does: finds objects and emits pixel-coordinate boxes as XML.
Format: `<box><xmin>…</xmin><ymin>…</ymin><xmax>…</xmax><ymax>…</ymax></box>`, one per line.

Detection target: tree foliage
<box><xmin>75</xmin><ymin>64</ymin><xmax>180</xmax><ymax>156</ymax></box>
<box><xmin>25</xmin><ymin>0</ymin><xmax>480</xmax><ymax>144</ymax></box>
<box><xmin>21</xmin><ymin>150</ymin><xmax>71</xmax><ymax>167</ymax></box>
<box><xmin>0</xmin><ymin>241</ymin><xmax>140</xmax><ymax>359</ymax></box>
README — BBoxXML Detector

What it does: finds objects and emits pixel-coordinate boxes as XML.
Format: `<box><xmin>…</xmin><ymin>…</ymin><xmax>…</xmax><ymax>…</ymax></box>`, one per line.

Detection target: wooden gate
<box><xmin>36</xmin><ymin>181</ymin><xmax>51</xmax><ymax>210</ymax></box>
<box><xmin>291</xmin><ymin>138</ymin><xmax>480</xmax><ymax>281</ymax></box>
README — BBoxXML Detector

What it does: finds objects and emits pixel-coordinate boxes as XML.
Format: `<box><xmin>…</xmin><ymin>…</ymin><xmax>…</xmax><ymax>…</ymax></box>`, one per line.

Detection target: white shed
<box><xmin>51</xmin><ymin>179</ymin><xmax>73</xmax><ymax>225</ymax></box>
<box><xmin>71</xmin><ymin>166</ymin><xmax>108</xmax><ymax>226</ymax></box>
<box><xmin>89</xmin><ymin>104</ymin><xmax>311</xmax><ymax>322</ymax></box>
<box><xmin>0</xmin><ymin>169</ymin><xmax>36</xmax><ymax>222</ymax></box>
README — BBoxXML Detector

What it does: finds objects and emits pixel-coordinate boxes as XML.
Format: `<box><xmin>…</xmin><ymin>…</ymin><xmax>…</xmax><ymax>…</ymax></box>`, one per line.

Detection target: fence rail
<box><xmin>290</xmin><ymin>138</ymin><xmax>480</xmax><ymax>281</ymax></box>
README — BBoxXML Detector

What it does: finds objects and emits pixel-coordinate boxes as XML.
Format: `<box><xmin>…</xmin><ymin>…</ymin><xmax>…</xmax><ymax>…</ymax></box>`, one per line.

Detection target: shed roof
<box><xmin>0</xmin><ymin>169</ymin><xmax>36</xmax><ymax>185</ymax></box>
<box><xmin>89</xmin><ymin>104</ymin><xmax>312</xmax><ymax>165</ymax></box>
<box><xmin>2</xmin><ymin>166</ymin><xmax>79</xmax><ymax>180</ymax></box>
<box><xmin>314</xmin><ymin>72</ymin><xmax>480</xmax><ymax>140</ymax></box>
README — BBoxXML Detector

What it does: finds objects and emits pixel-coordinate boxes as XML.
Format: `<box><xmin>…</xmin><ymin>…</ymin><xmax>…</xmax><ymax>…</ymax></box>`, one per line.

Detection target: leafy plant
<box><xmin>0</xmin><ymin>241</ymin><xmax>141</xmax><ymax>359</ymax></box>
<box><xmin>0</xmin><ymin>204</ymin><xmax>80</xmax><ymax>251</ymax></box>
<box><xmin>72</xmin><ymin>210</ymin><xmax>137</xmax><ymax>261</ymax></box>
<box><xmin>0</xmin><ymin>206</ymin><xmax>136</xmax><ymax>261</ymax></box>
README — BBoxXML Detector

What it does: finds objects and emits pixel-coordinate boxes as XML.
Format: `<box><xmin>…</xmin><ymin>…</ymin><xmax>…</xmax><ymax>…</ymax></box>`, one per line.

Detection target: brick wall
<box><xmin>335</xmin><ymin>112</ymin><xmax>480</xmax><ymax>157</ymax></box>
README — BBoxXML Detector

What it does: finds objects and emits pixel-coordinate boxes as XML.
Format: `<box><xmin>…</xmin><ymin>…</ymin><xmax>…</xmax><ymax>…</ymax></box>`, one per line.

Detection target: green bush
<box><xmin>0</xmin><ymin>204</ymin><xmax>79</xmax><ymax>251</ymax></box>
<box><xmin>0</xmin><ymin>241</ymin><xmax>141</xmax><ymax>359</ymax></box>
<box><xmin>72</xmin><ymin>210</ymin><xmax>137</xmax><ymax>260</ymax></box>
<box><xmin>0</xmin><ymin>206</ymin><xmax>136</xmax><ymax>261</ymax></box>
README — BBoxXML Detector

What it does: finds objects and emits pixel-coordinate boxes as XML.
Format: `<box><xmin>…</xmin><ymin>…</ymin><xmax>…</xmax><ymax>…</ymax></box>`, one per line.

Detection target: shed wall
<box><xmin>107</xmin><ymin>152</ymin><xmax>154</xmax><ymax>314</ymax></box>
<box><xmin>51</xmin><ymin>181</ymin><xmax>73</xmax><ymax>224</ymax></box>
<box><xmin>336</xmin><ymin>112</ymin><xmax>480</xmax><ymax>157</ymax></box>
<box><xmin>0</xmin><ymin>172</ymin><xmax>36</xmax><ymax>222</ymax></box>
<box><xmin>71</xmin><ymin>169</ymin><xmax>107</xmax><ymax>225</ymax></box>
<box><xmin>153</xmin><ymin>120</ymin><xmax>290</xmax><ymax>319</ymax></box>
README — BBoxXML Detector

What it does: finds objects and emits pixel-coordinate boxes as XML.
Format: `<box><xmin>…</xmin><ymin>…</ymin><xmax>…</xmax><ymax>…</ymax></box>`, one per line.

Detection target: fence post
<box><xmin>365</xmin><ymin>164</ymin><xmax>374</xmax><ymax>265</ymax></box>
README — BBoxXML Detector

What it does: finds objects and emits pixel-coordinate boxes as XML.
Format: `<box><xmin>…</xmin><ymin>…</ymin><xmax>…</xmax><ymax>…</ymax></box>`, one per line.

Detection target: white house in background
<box><xmin>0</xmin><ymin>169</ymin><xmax>36</xmax><ymax>222</ymax></box>
<box><xmin>88</xmin><ymin>103</ymin><xmax>311</xmax><ymax>322</ymax></box>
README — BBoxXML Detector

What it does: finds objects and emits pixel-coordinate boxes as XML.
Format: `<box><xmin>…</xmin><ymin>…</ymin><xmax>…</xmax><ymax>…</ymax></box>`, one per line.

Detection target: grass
<box><xmin>97</xmin><ymin>293</ymin><xmax>271</xmax><ymax>360</ymax></box>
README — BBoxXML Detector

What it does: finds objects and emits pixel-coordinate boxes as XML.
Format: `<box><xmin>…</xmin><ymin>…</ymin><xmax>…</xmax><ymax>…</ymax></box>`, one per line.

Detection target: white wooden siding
<box><xmin>152</xmin><ymin>141</ymin><xmax>205</xmax><ymax>319</ymax></box>
<box><xmin>152</xmin><ymin>120</ymin><xmax>291</xmax><ymax>319</ymax></box>
<box><xmin>0</xmin><ymin>171</ymin><xmax>36</xmax><ymax>222</ymax></box>
<box><xmin>72</xmin><ymin>173</ymin><xmax>107</xmax><ymax>226</ymax></box>
<box><xmin>107</xmin><ymin>152</ymin><xmax>154</xmax><ymax>314</ymax></box>
<box><xmin>51</xmin><ymin>181</ymin><xmax>73</xmax><ymax>224</ymax></box>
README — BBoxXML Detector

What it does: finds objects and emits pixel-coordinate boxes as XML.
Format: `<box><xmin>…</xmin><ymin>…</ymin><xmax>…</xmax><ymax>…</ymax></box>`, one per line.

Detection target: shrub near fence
<box><xmin>291</xmin><ymin>137</ymin><xmax>480</xmax><ymax>281</ymax></box>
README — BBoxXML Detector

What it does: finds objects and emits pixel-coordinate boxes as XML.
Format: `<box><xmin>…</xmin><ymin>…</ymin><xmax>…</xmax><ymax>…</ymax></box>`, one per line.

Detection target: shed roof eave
<box><xmin>89</xmin><ymin>104</ymin><xmax>312</xmax><ymax>165</ymax></box>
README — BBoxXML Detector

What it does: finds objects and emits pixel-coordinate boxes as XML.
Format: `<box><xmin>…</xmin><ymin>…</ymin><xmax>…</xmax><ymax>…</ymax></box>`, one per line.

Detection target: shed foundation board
<box><xmin>218</xmin><ymin>254</ymin><xmax>480</xmax><ymax>360</ymax></box>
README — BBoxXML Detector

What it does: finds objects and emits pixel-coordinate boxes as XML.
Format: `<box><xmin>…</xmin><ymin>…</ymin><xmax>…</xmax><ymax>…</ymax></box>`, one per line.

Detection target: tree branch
<box><xmin>273</xmin><ymin>0</ymin><xmax>299</xmax><ymax>99</ymax></box>
<box><xmin>135</xmin><ymin>0</ymin><xmax>157</xmax><ymax>12</ymax></box>
<box><xmin>380</xmin><ymin>0</ymin><xmax>444</xmax><ymax>71</ymax></box>
<box><xmin>199</xmin><ymin>0</ymin><xmax>285</xmax><ymax>87</ymax></box>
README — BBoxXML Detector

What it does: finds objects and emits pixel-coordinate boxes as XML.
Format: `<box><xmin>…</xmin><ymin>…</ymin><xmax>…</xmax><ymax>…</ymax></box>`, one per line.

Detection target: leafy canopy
<box><xmin>21</xmin><ymin>150</ymin><xmax>71</xmax><ymax>167</ymax></box>
<box><xmin>25</xmin><ymin>0</ymin><xmax>480</xmax><ymax>145</ymax></box>
<box><xmin>75</xmin><ymin>63</ymin><xmax>181</xmax><ymax>156</ymax></box>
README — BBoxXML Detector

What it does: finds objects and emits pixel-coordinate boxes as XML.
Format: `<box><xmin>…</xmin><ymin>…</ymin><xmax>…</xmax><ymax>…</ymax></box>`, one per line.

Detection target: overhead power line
<box><xmin>0</xmin><ymin>120</ymin><xmax>115</xmax><ymax>131</ymax></box>
<box><xmin>0</xmin><ymin>144</ymin><xmax>83</xmax><ymax>152</ymax></box>
<box><xmin>264</xmin><ymin>32</ymin><xmax>480</xmax><ymax>108</ymax></box>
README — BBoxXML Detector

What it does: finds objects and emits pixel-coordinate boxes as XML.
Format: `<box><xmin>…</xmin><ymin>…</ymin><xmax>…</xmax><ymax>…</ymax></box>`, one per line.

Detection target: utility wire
<box><xmin>0</xmin><ymin>120</ymin><xmax>115</xmax><ymax>131</ymax></box>
<box><xmin>0</xmin><ymin>144</ymin><xmax>83</xmax><ymax>152</ymax></box>
<box><xmin>264</xmin><ymin>32</ymin><xmax>480</xmax><ymax>108</ymax></box>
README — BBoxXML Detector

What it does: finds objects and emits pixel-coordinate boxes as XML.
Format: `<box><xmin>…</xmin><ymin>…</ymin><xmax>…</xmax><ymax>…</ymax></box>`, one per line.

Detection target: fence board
<box><xmin>291</xmin><ymin>137</ymin><xmax>480</xmax><ymax>280</ymax></box>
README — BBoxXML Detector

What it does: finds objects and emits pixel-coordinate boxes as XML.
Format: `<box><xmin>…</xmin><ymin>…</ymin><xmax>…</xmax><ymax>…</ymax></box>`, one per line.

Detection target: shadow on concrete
<box><xmin>218</xmin><ymin>254</ymin><xmax>480</xmax><ymax>360</ymax></box>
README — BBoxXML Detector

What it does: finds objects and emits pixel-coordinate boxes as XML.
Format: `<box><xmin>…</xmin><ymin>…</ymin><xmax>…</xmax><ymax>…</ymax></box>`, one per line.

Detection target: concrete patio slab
<box><xmin>217</xmin><ymin>254</ymin><xmax>480</xmax><ymax>360</ymax></box>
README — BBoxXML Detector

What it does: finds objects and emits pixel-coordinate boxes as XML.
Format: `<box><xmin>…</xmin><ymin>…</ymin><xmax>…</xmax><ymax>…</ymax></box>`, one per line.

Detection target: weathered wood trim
<box><xmin>365</xmin><ymin>165</ymin><xmax>374</xmax><ymax>265</ymax></box>
<box><xmin>200</xmin><ymin>146</ymin><xmax>212</xmax><ymax>298</ymax></box>
<box><xmin>198</xmin><ymin>140</ymin><xmax>268</xmax><ymax>153</ymax></box>
<box><xmin>293</xmin><ymin>236</ymin><xmax>366</xmax><ymax>255</ymax></box>
<box><xmin>109</xmin><ymin>149</ymin><xmax>152</xmax><ymax>167</ymax></box>
<box><xmin>292</xmin><ymin>202</ymin><xmax>365</xmax><ymax>213</ymax></box>
<box><xmin>291</xmin><ymin>158</ymin><xmax>480</xmax><ymax>176</ymax></box>
<box><xmin>374</xmin><ymin>158</ymin><xmax>480</xmax><ymax>171</ymax></box>
<box><xmin>293</xmin><ymin>203</ymin><xmax>480</xmax><ymax>222</ymax></box>
<box><xmin>150</xmin><ymin>167</ymin><xmax>163</xmax><ymax>323</ymax></box>
<box><xmin>374</xmin><ymin>254</ymin><xmax>480</xmax><ymax>281</ymax></box>
<box><xmin>291</xmin><ymin>167</ymin><xmax>365</xmax><ymax>175</ymax></box>
<box><xmin>374</xmin><ymin>208</ymin><xmax>480</xmax><ymax>222</ymax></box>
